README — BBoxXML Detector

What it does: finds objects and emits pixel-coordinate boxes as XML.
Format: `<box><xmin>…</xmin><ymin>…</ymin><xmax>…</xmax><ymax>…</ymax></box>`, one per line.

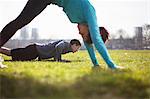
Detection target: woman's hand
<box><xmin>115</xmin><ymin>66</ymin><xmax>125</xmax><ymax>69</ymax></box>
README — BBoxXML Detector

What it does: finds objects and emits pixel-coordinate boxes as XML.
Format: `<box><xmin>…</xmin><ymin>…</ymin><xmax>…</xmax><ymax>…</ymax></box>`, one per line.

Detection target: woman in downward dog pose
<box><xmin>0</xmin><ymin>0</ymin><xmax>124</xmax><ymax>69</ymax></box>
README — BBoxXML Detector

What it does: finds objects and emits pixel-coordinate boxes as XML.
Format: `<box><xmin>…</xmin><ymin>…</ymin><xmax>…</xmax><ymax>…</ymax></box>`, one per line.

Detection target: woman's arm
<box><xmin>83</xmin><ymin>1</ymin><xmax>117</xmax><ymax>69</ymax></box>
<box><xmin>84</xmin><ymin>41</ymin><xmax>99</xmax><ymax>66</ymax></box>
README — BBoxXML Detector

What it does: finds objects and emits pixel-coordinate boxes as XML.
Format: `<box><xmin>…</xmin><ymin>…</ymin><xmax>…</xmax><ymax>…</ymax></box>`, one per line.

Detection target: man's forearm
<box><xmin>54</xmin><ymin>54</ymin><xmax>61</xmax><ymax>61</ymax></box>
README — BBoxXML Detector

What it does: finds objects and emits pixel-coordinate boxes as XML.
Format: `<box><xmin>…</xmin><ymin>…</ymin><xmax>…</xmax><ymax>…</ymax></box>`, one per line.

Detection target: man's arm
<box><xmin>54</xmin><ymin>41</ymin><xmax>65</xmax><ymax>62</ymax></box>
<box><xmin>59</xmin><ymin>59</ymin><xmax>71</xmax><ymax>63</ymax></box>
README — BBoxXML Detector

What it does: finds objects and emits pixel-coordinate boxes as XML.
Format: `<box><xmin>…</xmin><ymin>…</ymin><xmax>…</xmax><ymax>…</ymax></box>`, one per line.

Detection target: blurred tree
<box><xmin>143</xmin><ymin>24</ymin><xmax>150</xmax><ymax>40</ymax></box>
<box><xmin>143</xmin><ymin>24</ymin><xmax>150</xmax><ymax>49</ymax></box>
<box><xmin>117</xmin><ymin>29</ymin><xmax>129</xmax><ymax>39</ymax></box>
<box><xmin>110</xmin><ymin>33</ymin><xmax>117</xmax><ymax>39</ymax></box>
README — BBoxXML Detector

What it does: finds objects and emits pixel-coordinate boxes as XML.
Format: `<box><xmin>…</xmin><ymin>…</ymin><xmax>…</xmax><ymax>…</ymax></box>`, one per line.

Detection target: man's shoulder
<box><xmin>55</xmin><ymin>40</ymin><xmax>71</xmax><ymax>48</ymax></box>
<box><xmin>50</xmin><ymin>40</ymin><xmax>63</xmax><ymax>44</ymax></box>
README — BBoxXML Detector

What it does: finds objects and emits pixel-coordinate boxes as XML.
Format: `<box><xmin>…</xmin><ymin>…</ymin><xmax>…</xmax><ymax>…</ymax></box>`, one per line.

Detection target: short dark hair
<box><xmin>70</xmin><ymin>39</ymin><xmax>81</xmax><ymax>46</ymax></box>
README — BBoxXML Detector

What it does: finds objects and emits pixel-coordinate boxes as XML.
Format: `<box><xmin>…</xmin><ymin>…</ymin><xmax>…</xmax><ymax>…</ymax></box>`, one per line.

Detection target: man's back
<box><xmin>36</xmin><ymin>40</ymin><xmax>72</xmax><ymax>60</ymax></box>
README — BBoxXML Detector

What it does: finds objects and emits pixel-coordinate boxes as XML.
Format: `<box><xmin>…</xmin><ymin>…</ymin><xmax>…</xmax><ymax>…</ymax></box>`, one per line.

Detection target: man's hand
<box><xmin>58</xmin><ymin>59</ymin><xmax>71</xmax><ymax>63</ymax></box>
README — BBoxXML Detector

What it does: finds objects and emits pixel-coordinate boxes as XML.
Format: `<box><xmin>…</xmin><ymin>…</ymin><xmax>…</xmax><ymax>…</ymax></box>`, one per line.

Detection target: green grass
<box><xmin>0</xmin><ymin>50</ymin><xmax>150</xmax><ymax>99</ymax></box>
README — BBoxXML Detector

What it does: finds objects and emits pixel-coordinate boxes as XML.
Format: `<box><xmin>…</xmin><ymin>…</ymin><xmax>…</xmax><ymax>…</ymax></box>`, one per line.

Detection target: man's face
<box><xmin>71</xmin><ymin>44</ymin><xmax>81</xmax><ymax>53</ymax></box>
<box><xmin>78</xmin><ymin>24</ymin><xmax>90</xmax><ymax>42</ymax></box>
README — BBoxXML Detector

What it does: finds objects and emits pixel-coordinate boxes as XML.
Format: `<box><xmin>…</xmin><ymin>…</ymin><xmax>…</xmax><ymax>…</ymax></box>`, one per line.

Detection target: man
<box><xmin>0</xmin><ymin>39</ymin><xmax>81</xmax><ymax>62</ymax></box>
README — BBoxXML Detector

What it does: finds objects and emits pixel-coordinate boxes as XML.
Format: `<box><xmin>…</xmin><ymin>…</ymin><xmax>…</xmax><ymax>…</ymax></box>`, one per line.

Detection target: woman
<box><xmin>0</xmin><ymin>0</ymin><xmax>123</xmax><ymax>69</ymax></box>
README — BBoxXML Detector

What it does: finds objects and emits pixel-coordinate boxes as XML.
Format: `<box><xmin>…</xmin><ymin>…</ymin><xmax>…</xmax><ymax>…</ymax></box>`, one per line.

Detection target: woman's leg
<box><xmin>0</xmin><ymin>47</ymin><xmax>11</xmax><ymax>56</ymax></box>
<box><xmin>0</xmin><ymin>0</ymin><xmax>52</xmax><ymax>47</ymax></box>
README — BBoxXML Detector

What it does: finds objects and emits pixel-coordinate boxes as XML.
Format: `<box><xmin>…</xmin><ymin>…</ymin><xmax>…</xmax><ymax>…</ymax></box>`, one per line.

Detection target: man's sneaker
<box><xmin>0</xmin><ymin>62</ymin><xmax>7</xmax><ymax>68</ymax></box>
<box><xmin>0</xmin><ymin>56</ymin><xmax>7</xmax><ymax>68</ymax></box>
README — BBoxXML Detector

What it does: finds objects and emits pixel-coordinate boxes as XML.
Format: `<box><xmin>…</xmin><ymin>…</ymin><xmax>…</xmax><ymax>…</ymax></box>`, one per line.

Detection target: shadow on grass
<box><xmin>4</xmin><ymin>59</ymin><xmax>83</xmax><ymax>63</ymax></box>
<box><xmin>0</xmin><ymin>70</ymin><xmax>150</xmax><ymax>99</ymax></box>
<box><xmin>0</xmin><ymin>74</ymin><xmax>73</xmax><ymax>99</ymax></box>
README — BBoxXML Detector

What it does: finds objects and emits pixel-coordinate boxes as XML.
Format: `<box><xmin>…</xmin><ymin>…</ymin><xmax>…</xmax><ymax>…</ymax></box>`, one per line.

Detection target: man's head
<box><xmin>70</xmin><ymin>39</ymin><xmax>81</xmax><ymax>53</ymax></box>
<box><xmin>77</xmin><ymin>24</ymin><xmax>109</xmax><ymax>44</ymax></box>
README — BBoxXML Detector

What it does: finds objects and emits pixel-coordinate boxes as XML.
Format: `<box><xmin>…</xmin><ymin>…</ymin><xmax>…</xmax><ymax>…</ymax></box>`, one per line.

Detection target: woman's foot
<box><xmin>116</xmin><ymin>66</ymin><xmax>125</xmax><ymax>69</ymax></box>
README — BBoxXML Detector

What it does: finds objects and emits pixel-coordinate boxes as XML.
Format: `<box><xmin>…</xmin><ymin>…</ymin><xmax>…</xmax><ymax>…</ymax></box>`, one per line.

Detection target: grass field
<box><xmin>0</xmin><ymin>50</ymin><xmax>150</xmax><ymax>99</ymax></box>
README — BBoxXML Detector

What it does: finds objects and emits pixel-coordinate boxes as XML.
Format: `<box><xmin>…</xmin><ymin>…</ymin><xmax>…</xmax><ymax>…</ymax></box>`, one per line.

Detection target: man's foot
<box><xmin>0</xmin><ymin>62</ymin><xmax>7</xmax><ymax>68</ymax></box>
<box><xmin>0</xmin><ymin>56</ymin><xmax>7</xmax><ymax>68</ymax></box>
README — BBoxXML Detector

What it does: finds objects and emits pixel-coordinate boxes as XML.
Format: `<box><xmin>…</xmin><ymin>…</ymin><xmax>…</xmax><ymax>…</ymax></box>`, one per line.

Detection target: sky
<box><xmin>0</xmin><ymin>0</ymin><xmax>149</xmax><ymax>39</ymax></box>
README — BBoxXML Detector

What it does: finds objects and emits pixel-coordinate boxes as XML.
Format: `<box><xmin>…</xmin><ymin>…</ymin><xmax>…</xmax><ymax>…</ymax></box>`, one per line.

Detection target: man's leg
<box><xmin>11</xmin><ymin>44</ymin><xmax>38</xmax><ymax>61</ymax></box>
<box><xmin>0</xmin><ymin>47</ymin><xmax>11</xmax><ymax>56</ymax></box>
<box><xmin>0</xmin><ymin>0</ymin><xmax>52</xmax><ymax>47</ymax></box>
